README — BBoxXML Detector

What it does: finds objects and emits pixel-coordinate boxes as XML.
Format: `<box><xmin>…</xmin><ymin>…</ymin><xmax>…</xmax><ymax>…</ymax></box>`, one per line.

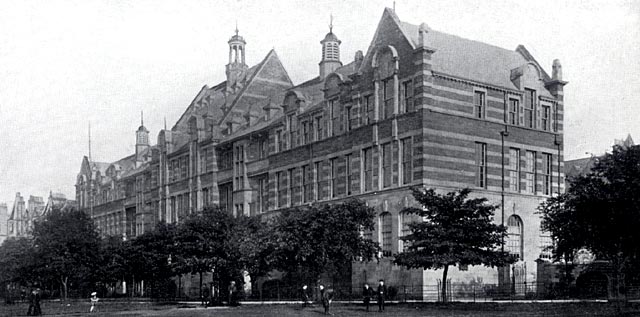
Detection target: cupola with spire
<box><xmin>135</xmin><ymin>111</ymin><xmax>150</xmax><ymax>165</ymax></box>
<box><xmin>226</xmin><ymin>22</ymin><xmax>249</xmax><ymax>91</ymax></box>
<box><xmin>319</xmin><ymin>14</ymin><xmax>342</xmax><ymax>79</ymax></box>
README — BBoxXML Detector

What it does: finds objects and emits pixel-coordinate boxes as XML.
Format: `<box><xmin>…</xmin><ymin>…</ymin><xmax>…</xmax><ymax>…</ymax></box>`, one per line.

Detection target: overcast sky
<box><xmin>0</xmin><ymin>0</ymin><xmax>638</xmax><ymax>207</ymax></box>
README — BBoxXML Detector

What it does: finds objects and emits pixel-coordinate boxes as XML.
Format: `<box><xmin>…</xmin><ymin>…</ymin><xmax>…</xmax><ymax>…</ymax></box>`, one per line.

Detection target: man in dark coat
<box><xmin>377</xmin><ymin>279</ymin><xmax>386</xmax><ymax>312</ymax></box>
<box><xmin>227</xmin><ymin>281</ymin><xmax>237</xmax><ymax>306</ymax></box>
<box><xmin>201</xmin><ymin>286</ymin><xmax>209</xmax><ymax>307</ymax></box>
<box><xmin>363</xmin><ymin>283</ymin><xmax>372</xmax><ymax>312</ymax></box>
<box><xmin>322</xmin><ymin>286</ymin><xmax>334</xmax><ymax>315</ymax></box>
<box><xmin>26</xmin><ymin>288</ymin><xmax>35</xmax><ymax>316</ymax></box>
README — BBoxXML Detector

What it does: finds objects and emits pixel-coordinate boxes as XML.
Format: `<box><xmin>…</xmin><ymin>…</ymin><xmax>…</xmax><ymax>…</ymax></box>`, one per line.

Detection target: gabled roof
<box><xmin>364</xmin><ymin>8</ymin><xmax>554</xmax><ymax>94</ymax></box>
<box><xmin>565</xmin><ymin>156</ymin><xmax>597</xmax><ymax>180</ymax></box>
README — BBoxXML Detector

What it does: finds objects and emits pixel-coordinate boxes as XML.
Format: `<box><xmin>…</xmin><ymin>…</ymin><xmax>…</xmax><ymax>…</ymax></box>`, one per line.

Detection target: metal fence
<box><xmin>246</xmin><ymin>281</ymin><xmax>634</xmax><ymax>303</ymax></box>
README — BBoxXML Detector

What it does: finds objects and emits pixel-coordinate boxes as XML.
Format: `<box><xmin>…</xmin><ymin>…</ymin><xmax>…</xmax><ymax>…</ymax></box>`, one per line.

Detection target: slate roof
<box><xmin>400</xmin><ymin>21</ymin><xmax>530</xmax><ymax>91</ymax></box>
<box><xmin>565</xmin><ymin>157</ymin><xmax>596</xmax><ymax>180</ymax></box>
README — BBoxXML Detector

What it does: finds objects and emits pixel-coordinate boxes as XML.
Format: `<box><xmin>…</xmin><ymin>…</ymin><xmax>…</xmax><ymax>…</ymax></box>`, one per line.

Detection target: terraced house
<box><xmin>75</xmin><ymin>8</ymin><xmax>566</xmax><ymax>296</ymax></box>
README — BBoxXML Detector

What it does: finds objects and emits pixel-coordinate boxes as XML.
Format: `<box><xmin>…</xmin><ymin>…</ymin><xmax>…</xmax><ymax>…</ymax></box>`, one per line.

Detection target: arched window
<box><xmin>507</xmin><ymin>215</ymin><xmax>524</xmax><ymax>260</ymax></box>
<box><xmin>380</xmin><ymin>212</ymin><xmax>392</xmax><ymax>256</ymax></box>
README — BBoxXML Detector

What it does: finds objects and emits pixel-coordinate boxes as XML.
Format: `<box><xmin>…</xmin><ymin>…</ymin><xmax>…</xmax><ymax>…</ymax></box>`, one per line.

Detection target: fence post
<box><xmin>473</xmin><ymin>284</ymin><xmax>476</xmax><ymax>303</ymax></box>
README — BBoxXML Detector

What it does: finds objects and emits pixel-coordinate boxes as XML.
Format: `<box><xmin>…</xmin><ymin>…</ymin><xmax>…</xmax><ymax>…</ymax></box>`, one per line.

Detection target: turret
<box><xmin>319</xmin><ymin>15</ymin><xmax>342</xmax><ymax>79</ymax></box>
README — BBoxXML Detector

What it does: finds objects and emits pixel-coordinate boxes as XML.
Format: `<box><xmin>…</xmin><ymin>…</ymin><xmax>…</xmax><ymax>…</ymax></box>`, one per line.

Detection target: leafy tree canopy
<box><xmin>270</xmin><ymin>199</ymin><xmax>379</xmax><ymax>284</ymax></box>
<box><xmin>394</xmin><ymin>187</ymin><xmax>514</xmax><ymax>302</ymax></box>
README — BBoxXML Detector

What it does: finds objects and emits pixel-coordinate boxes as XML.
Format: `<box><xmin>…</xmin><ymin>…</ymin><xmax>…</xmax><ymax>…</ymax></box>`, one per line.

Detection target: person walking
<box><xmin>201</xmin><ymin>286</ymin><xmax>209</xmax><ymax>307</ymax></box>
<box><xmin>377</xmin><ymin>279</ymin><xmax>386</xmax><ymax>312</ymax></box>
<box><xmin>26</xmin><ymin>288</ymin><xmax>35</xmax><ymax>316</ymax></box>
<box><xmin>227</xmin><ymin>281</ymin><xmax>237</xmax><ymax>306</ymax></box>
<box><xmin>301</xmin><ymin>284</ymin><xmax>311</xmax><ymax>307</ymax></box>
<box><xmin>90</xmin><ymin>292</ymin><xmax>99</xmax><ymax>313</ymax></box>
<box><xmin>363</xmin><ymin>283</ymin><xmax>372</xmax><ymax>312</ymax></box>
<box><xmin>322</xmin><ymin>286</ymin><xmax>334</xmax><ymax>315</ymax></box>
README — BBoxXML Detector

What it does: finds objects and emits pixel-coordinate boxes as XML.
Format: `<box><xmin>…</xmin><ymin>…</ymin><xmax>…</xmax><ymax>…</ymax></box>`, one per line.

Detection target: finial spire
<box><xmin>235</xmin><ymin>20</ymin><xmax>239</xmax><ymax>36</ymax></box>
<box><xmin>141</xmin><ymin>110</ymin><xmax>144</xmax><ymax>126</ymax></box>
<box><xmin>329</xmin><ymin>13</ymin><xmax>333</xmax><ymax>33</ymax></box>
<box><xmin>164</xmin><ymin>117</ymin><xmax>167</xmax><ymax>130</ymax></box>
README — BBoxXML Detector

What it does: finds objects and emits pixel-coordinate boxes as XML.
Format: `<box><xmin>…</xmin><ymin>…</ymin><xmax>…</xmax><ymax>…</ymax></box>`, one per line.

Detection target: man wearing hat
<box><xmin>90</xmin><ymin>292</ymin><xmax>99</xmax><ymax>313</ymax></box>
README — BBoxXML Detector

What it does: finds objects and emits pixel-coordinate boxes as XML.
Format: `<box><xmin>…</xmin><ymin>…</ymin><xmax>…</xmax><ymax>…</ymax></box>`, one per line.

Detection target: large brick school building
<box><xmin>76</xmin><ymin>8</ymin><xmax>566</xmax><ymax>294</ymax></box>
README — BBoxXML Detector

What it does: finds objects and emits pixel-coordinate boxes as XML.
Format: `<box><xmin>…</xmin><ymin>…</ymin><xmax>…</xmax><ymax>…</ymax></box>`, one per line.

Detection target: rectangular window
<box><xmin>539</xmin><ymin>233</ymin><xmax>553</xmax><ymax>260</ymax></box>
<box><xmin>509</xmin><ymin>148</ymin><xmax>520</xmax><ymax>192</ymax></box>
<box><xmin>400</xmin><ymin>212</ymin><xmax>413</xmax><ymax>251</ymax></box>
<box><xmin>287</xmin><ymin>114</ymin><xmax>297</xmax><ymax>147</ymax></box>
<box><xmin>288</xmin><ymin>168</ymin><xmax>295</xmax><ymax>206</ymax></box>
<box><xmin>364</xmin><ymin>94</ymin><xmax>373</xmax><ymax>124</ymax></box>
<box><xmin>276</xmin><ymin>171</ymin><xmax>283</xmax><ymax>208</ymax></box>
<box><xmin>330</xmin><ymin>99</ymin><xmax>340</xmax><ymax>136</ymax></box>
<box><xmin>315</xmin><ymin>116</ymin><xmax>323</xmax><ymax>141</ymax></box>
<box><xmin>314</xmin><ymin>161</ymin><xmax>322</xmax><ymax>200</ymax></box>
<box><xmin>475</xmin><ymin>142</ymin><xmax>487</xmax><ymax>188</ymax></box>
<box><xmin>275</xmin><ymin>129</ymin><xmax>283</xmax><ymax>152</ymax></box>
<box><xmin>474</xmin><ymin>91</ymin><xmax>485</xmax><ymax>119</ymax></box>
<box><xmin>346</xmin><ymin>106</ymin><xmax>354</xmax><ymax>131</ymax></box>
<box><xmin>382</xmin><ymin>79</ymin><xmax>394</xmax><ymax>119</ymax></box>
<box><xmin>382</xmin><ymin>143</ymin><xmax>392</xmax><ymax>188</ymax></box>
<box><xmin>202</xmin><ymin>187</ymin><xmax>210</xmax><ymax>208</ymax></box>
<box><xmin>525</xmin><ymin>151</ymin><xmax>536</xmax><ymax>194</ymax></box>
<box><xmin>402</xmin><ymin>137</ymin><xmax>413</xmax><ymax>184</ymax></box>
<box><xmin>363</xmin><ymin>147</ymin><xmax>373</xmax><ymax>192</ymax></box>
<box><xmin>542</xmin><ymin>153</ymin><xmax>552</xmax><ymax>195</ymax></box>
<box><xmin>303</xmin><ymin>165</ymin><xmax>313</xmax><ymax>203</ymax></box>
<box><xmin>345</xmin><ymin>154</ymin><xmax>352</xmax><ymax>195</ymax></box>
<box><xmin>402</xmin><ymin>80</ymin><xmax>414</xmax><ymax>113</ymax></box>
<box><xmin>542</xmin><ymin>105</ymin><xmax>551</xmax><ymax>131</ymax></box>
<box><xmin>259</xmin><ymin>139</ymin><xmax>267</xmax><ymax>159</ymax></box>
<box><xmin>302</xmin><ymin>121</ymin><xmax>309</xmax><ymax>144</ymax></box>
<box><xmin>331</xmin><ymin>158</ymin><xmax>339</xmax><ymax>197</ymax></box>
<box><xmin>381</xmin><ymin>213</ymin><xmax>393</xmax><ymax>257</ymax></box>
<box><xmin>509</xmin><ymin>99</ymin><xmax>519</xmax><ymax>125</ymax></box>
<box><xmin>524</xmin><ymin>88</ymin><xmax>536</xmax><ymax>128</ymax></box>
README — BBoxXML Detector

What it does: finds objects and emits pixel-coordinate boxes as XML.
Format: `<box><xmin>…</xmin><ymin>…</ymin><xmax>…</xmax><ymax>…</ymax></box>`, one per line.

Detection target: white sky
<box><xmin>0</xmin><ymin>0</ymin><xmax>639</xmax><ymax>207</ymax></box>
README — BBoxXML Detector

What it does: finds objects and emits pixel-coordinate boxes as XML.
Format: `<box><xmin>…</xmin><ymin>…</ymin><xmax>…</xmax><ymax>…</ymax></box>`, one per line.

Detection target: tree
<box><xmin>394</xmin><ymin>187</ymin><xmax>514</xmax><ymax>302</ymax></box>
<box><xmin>174</xmin><ymin>206</ymin><xmax>263</xmax><ymax>299</ymax></box>
<box><xmin>0</xmin><ymin>237</ymin><xmax>38</xmax><ymax>287</ymax></box>
<box><xmin>31</xmin><ymin>207</ymin><xmax>102</xmax><ymax>300</ymax></box>
<box><xmin>270</xmin><ymin>199</ymin><xmax>379</xmax><ymax>285</ymax></box>
<box><xmin>539</xmin><ymin>144</ymin><xmax>640</xmax><ymax>299</ymax></box>
<box><xmin>129</xmin><ymin>222</ymin><xmax>178</xmax><ymax>298</ymax></box>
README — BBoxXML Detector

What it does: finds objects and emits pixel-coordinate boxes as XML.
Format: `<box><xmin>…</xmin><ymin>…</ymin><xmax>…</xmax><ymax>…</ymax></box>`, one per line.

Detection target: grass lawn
<box><xmin>1</xmin><ymin>301</ymin><xmax>640</xmax><ymax>316</ymax></box>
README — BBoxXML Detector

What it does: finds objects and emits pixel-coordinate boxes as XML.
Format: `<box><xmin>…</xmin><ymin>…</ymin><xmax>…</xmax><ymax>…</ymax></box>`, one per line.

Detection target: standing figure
<box><xmin>201</xmin><ymin>286</ymin><xmax>209</xmax><ymax>307</ymax></box>
<box><xmin>377</xmin><ymin>279</ymin><xmax>386</xmax><ymax>312</ymax></box>
<box><xmin>322</xmin><ymin>286</ymin><xmax>334</xmax><ymax>315</ymax></box>
<box><xmin>362</xmin><ymin>283</ymin><xmax>372</xmax><ymax>312</ymax></box>
<box><xmin>26</xmin><ymin>288</ymin><xmax>35</xmax><ymax>316</ymax></box>
<box><xmin>90</xmin><ymin>292</ymin><xmax>99</xmax><ymax>313</ymax></box>
<box><xmin>301</xmin><ymin>284</ymin><xmax>311</xmax><ymax>307</ymax></box>
<box><xmin>33</xmin><ymin>288</ymin><xmax>41</xmax><ymax>316</ymax></box>
<box><xmin>319</xmin><ymin>284</ymin><xmax>325</xmax><ymax>303</ymax></box>
<box><xmin>228</xmin><ymin>281</ymin><xmax>237</xmax><ymax>306</ymax></box>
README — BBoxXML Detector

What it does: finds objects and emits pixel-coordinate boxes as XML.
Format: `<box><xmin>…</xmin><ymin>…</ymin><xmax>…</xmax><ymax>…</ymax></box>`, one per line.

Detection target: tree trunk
<box><xmin>61</xmin><ymin>276</ymin><xmax>68</xmax><ymax>302</ymax></box>
<box><xmin>441</xmin><ymin>265</ymin><xmax>449</xmax><ymax>303</ymax></box>
<box><xmin>199</xmin><ymin>272</ymin><xmax>203</xmax><ymax>300</ymax></box>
